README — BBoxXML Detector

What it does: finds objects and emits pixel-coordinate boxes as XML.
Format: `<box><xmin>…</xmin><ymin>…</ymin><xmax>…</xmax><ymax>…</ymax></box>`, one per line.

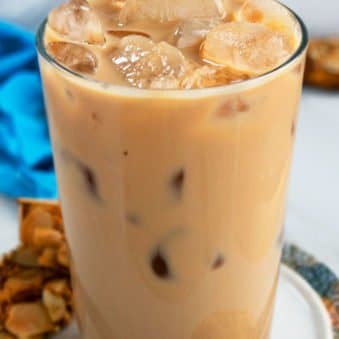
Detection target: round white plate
<box><xmin>53</xmin><ymin>265</ymin><xmax>333</xmax><ymax>339</ymax></box>
<box><xmin>272</xmin><ymin>265</ymin><xmax>333</xmax><ymax>339</ymax></box>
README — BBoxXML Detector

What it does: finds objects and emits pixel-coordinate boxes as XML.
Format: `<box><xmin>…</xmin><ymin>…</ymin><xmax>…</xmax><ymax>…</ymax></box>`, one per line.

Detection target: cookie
<box><xmin>305</xmin><ymin>37</ymin><xmax>339</xmax><ymax>89</ymax></box>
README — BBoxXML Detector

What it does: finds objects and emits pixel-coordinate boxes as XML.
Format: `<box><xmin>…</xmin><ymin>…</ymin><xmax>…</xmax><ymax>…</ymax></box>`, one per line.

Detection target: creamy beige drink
<box><xmin>37</xmin><ymin>1</ymin><xmax>308</xmax><ymax>338</ymax></box>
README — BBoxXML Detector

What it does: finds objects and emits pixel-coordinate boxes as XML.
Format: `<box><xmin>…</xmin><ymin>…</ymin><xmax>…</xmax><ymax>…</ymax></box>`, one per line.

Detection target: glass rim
<box><xmin>36</xmin><ymin>1</ymin><xmax>309</xmax><ymax>98</ymax></box>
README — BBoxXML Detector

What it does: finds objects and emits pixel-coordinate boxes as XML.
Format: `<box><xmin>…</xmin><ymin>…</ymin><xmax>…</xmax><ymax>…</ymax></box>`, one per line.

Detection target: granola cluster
<box><xmin>0</xmin><ymin>200</ymin><xmax>73</xmax><ymax>338</ymax></box>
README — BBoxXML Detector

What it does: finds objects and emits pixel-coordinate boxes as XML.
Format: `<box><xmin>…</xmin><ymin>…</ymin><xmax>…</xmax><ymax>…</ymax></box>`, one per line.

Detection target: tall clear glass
<box><xmin>37</xmin><ymin>6</ymin><xmax>308</xmax><ymax>339</ymax></box>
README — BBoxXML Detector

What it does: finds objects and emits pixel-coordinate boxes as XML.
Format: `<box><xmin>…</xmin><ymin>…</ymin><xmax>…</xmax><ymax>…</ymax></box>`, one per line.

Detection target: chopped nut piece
<box><xmin>1</xmin><ymin>199</ymin><xmax>73</xmax><ymax>338</ymax></box>
<box><xmin>5</xmin><ymin>302</ymin><xmax>54</xmax><ymax>337</ymax></box>
<box><xmin>57</xmin><ymin>244</ymin><xmax>70</xmax><ymax>268</ymax></box>
<box><xmin>44</xmin><ymin>204</ymin><xmax>62</xmax><ymax>216</ymax></box>
<box><xmin>33</xmin><ymin>228</ymin><xmax>63</xmax><ymax>248</ymax></box>
<box><xmin>0</xmin><ymin>259</ymin><xmax>20</xmax><ymax>288</ymax></box>
<box><xmin>52</xmin><ymin>215</ymin><xmax>65</xmax><ymax>233</ymax></box>
<box><xmin>11</xmin><ymin>248</ymin><xmax>39</xmax><ymax>268</ymax></box>
<box><xmin>42</xmin><ymin>290</ymin><xmax>67</xmax><ymax>322</ymax></box>
<box><xmin>21</xmin><ymin>208</ymin><xmax>54</xmax><ymax>246</ymax></box>
<box><xmin>44</xmin><ymin>280</ymin><xmax>72</xmax><ymax>302</ymax></box>
<box><xmin>0</xmin><ymin>332</ymin><xmax>15</xmax><ymax>339</ymax></box>
<box><xmin>4</xmin><ymin>270</ymin><xmax>43</xmax><ymax>300</ymax></box>
<box><xmin>0</xmin><ymin>289</ymin><xmax>10</xmax><ymax>304</ymax></box>
<box><xmin>38</xmin><ymin>248</ymin><xmax>58</xmax><ymax>268</ymax></box>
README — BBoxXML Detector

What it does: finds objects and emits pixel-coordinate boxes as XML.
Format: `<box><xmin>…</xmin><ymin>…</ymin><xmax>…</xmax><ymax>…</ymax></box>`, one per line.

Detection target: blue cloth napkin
<box><xmin>0</xmin><ymin>21</ymin><xmax>57</xmax><ymax>199</ymax></box>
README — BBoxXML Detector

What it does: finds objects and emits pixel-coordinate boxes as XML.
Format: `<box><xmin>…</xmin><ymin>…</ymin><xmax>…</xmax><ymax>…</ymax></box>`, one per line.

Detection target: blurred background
<box><xmin>1</xmin><ymin>0</ymin><xmax>339</xmax><ymax>34</ymax></box>
<box><xmin>0</xmin><ymin>0</ymin><xmax>338</xmax><ymax>272</ymax></box>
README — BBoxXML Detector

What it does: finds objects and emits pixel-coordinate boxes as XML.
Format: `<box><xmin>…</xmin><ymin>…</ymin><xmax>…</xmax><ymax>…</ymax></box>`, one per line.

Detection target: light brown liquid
<box><xmin>38</xmin><ymin>0</ymin><xmax>307</xmax><ymax>338</ymax></box>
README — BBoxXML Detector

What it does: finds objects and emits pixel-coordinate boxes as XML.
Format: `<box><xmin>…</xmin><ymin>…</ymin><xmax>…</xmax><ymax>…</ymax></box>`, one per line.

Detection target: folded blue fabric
<box><xmin>0</xmin><ymin>21</ymin><xmax>57</xmax><ymax>198</ymax></box>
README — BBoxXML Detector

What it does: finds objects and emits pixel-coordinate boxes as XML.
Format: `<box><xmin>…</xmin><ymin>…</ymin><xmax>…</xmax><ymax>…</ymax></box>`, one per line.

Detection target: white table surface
<box><xmin>1</xmin><ymin>87</ymin><xmax>339</xmax><ymax>273</ymax></box>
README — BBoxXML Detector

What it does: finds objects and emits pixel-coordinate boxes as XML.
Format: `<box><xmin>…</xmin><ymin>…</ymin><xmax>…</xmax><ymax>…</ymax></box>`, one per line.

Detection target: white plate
<box><xmin>52</xmin><ymin>265</ymin><xmax>333</xmax><ymax>339</ymax></box>
<box><xmin>272</xmin><ymin>265</ymin><xmax>333</xmax><ymax>339</ymax></box>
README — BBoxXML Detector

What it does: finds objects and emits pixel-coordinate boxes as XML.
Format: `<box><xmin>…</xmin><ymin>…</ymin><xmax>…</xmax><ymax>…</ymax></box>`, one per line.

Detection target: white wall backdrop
<box><xmin>282</xmin><ymin>0</ymin><xmax>339</xmax><ymax>35</ymax></box>
<box><xmin>0</xmin><ymin>0</ymin><xmax>63</xmax><ymax>30</ymax></box>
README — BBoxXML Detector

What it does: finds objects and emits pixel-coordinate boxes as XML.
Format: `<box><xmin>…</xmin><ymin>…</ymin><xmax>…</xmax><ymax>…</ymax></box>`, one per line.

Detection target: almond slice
<box><xmin>42</xmin><ymin>290</ymin><xmax>67</xmax><ymax>323</ymax></box>
<box><xmin>21</xmin><ymin>208</ymin><xmax>54</xmax><ymax>246</ymax></box>
<box><xmin>33</xmin><ymin>228</ymin><xmax>64</xmax><ymax>249</ymax></box>
<box><xmin>38</xmin><ymin>248</ymin><xmax>58</xmax><ymax>268</ymax></box>
<box><xmin>0</xmin><ymin>332</ymin><xmax>15</xmax><ymax>339</ymax></box>
<box><xmin>5</xmin><ymin>302</ymin><xmax>54</xmax><ymax>337</ymax></box>
<box><xmin>11</xmin><ymin>247</ymin><xmax>40</xmax><ymax>268</ymax></box>
<box><xmin>57</xmin><ymin>243</ymin><xmax>70</xmax><ymax>268</ymax></box>
<box><xmin>4</xmin><ymin>270</ymin><xmax>43</xmax><ymax>301</ymax></box>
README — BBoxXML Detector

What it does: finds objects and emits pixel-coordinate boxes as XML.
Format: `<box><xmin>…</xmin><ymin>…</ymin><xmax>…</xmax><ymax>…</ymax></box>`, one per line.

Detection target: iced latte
<box><xmin>37</xmin><ymin>0</ymin><xmax>308</xmax><ymax>338</ymax></box>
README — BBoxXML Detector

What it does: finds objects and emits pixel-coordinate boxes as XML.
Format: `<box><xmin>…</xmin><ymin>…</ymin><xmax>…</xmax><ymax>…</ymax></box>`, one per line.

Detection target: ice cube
<box><xmin>89</xmin><ymin>0</ymin><xmax>127</xmax><ymax>13</ymax></box>
<box><xmin>111</xmin><ymin>35</ymin><xmax>189</xmax><ymax>89</ymax></box>
<box><xmin>176</xmin><ymin>18</ymin><xmax>223</xmax><ymax>49</ymax></box>
<box><xmin>234</xmin><ymin>0</ymin><xmax>297</xmax><ymax>33</ymax></box>
<box><xmin>215</xmin><ymin>97</ymin><xmax>249</xmax><ymax>118</ymax></box>
<box><xmin>234</xmin><ymin>1</ymin><xmax>264</xmax><ymax>23</ymax></box>
<box><xmin>47</xmin><ymin>42</ymin><xmax>98</xmax><ymax>74</ymax></box>
<box><xmin>119</xmin><ymin>0</ymin><xmax>226</xmax><ymax>24</ymax></box>
<box><xmin>180</xmin><ymin>65</ymin><xmax>249</xmax><ymax>89</ymax></box>
<box><xmin>112</xmin><ymin>0</ymin><xmax>127</xmax><ymax>11</ymax></box>
<box><xmin>48</xmin><ymin>0</ymin><xmax>105</xmax><ymax>45</ymax></box>
<box><xmin>201</xmin><ymin>22</ymin><xmax>293</xmax><ymax>75</ymax></box>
